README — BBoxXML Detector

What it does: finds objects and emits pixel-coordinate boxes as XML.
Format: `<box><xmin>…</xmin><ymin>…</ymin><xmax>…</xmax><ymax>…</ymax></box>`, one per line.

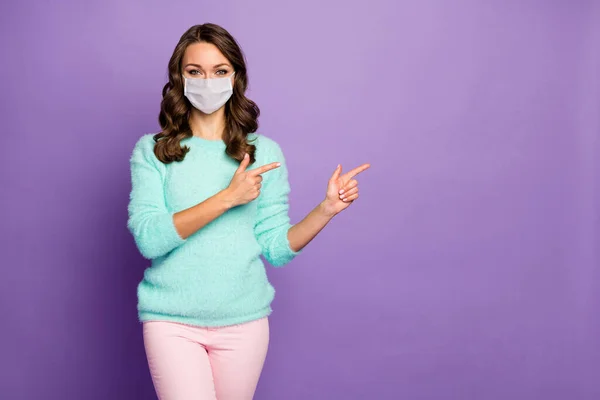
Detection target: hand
<box><xmin>224</xmin><ymin>153</ymin><xmax>281</xmax><ymax>208</ymax></box>
<box><xmin>321</xmin><ymin>163</ymin><xmax>371</xmax><ymax>216</ymax></box>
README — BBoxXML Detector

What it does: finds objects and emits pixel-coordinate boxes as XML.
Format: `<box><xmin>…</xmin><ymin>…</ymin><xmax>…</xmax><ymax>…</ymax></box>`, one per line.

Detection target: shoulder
<box><xmin>249</xmin><ymin>133</ymin><xmax>285</xmax><ymax>158</ymax></box>
<box><xmin>130</xmin><ymin>133</ymin><xmax>160</xmax><ymax>166</ymax></box>
<box><xmin>132</xmin><ymin>133</ymin><xmax>157</xmax><ymax>154</ymax></box>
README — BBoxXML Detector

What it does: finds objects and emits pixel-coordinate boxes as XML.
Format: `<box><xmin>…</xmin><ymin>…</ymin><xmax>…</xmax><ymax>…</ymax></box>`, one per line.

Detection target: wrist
<box><xmin>318</xmin><ymin>200</ymin><xmax>337</xmax><ymax>219</ymax></box>
<box><xmin>217</xmin><ymin>188</ymin><xmax>237</xmax><ymax>210</ymax></box>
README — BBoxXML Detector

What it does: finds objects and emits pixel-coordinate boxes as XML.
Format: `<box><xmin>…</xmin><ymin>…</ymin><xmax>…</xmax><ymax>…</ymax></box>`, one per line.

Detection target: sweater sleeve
<box><xmin>253</xmin><ymin>140</ymin><xmax>301</xmax><ymax>267</ymax></box>
<box><xmin>127</xmin><ymin>135</ymin><xmax>186</xmax><ymax>259</ymax></box>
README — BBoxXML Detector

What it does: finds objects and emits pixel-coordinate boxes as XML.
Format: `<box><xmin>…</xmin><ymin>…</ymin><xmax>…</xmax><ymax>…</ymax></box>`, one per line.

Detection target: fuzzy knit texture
<box><xmin>127</xmin><ymin>132</ymin><xmax>301</xmax><ymax>327</ymax></box>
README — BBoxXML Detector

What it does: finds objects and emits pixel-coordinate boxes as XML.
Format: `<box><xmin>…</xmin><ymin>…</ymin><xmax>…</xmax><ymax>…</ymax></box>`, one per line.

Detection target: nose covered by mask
<box><xmin>183</xmin><ymin>73</ymin><xmax>235</xmax><ymax>114</ymax></box>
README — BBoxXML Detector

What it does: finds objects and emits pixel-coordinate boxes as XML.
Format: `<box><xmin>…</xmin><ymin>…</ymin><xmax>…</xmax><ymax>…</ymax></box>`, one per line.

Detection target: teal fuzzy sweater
<box><xmin>127</xmin><ymin>133</ymin><xmax>301</xmax><ymax>327</ymax></box>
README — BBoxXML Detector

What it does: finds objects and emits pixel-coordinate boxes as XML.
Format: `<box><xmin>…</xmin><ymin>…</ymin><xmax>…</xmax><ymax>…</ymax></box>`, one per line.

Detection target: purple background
<box><xmin>1</xmin><ymin>0</ymin><xmax>599</xmax><ymax>399</ymax></box>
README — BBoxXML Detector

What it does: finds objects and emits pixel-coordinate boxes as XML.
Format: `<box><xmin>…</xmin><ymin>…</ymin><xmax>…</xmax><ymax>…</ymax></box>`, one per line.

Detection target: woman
<box><xmin>127</xmin><ymin>23</ymin><xmax>370</xmax><ymax>400</ymax></box>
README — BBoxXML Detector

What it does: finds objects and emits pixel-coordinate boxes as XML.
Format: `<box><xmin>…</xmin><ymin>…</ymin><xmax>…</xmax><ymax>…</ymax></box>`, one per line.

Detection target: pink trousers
<box><xmin>142</xmin><ymin>317</ymin><xmax>269</xmax><ymax>400</ymax></box>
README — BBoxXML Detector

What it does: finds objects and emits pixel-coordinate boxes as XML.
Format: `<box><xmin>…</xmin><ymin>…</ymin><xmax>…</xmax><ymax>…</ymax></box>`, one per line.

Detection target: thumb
<box><xmin>329</xmin><ymin>164</ymin><xmax>342</xmax><ymax>182</ymax></box>
<box><xmin>236</xmin><ymin>153</ymin><xmax>250</xmax><ymax>174</ymax></box>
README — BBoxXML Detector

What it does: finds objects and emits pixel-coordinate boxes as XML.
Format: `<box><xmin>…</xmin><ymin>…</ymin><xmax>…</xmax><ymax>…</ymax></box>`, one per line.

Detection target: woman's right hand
<box><xmin>223</xmin><ymin>153</ymin><xmax>281</xmax><ymax>208</ymax></box>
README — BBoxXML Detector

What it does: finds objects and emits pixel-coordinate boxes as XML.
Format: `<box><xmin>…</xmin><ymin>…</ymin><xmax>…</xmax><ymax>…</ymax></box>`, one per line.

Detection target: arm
<box><xmin>173</xmin><ymin>155</ymin><xmax>281</xmax><ymax>238</ymax></box>
<box><xmin>253</xmin><ymin>143</ymin><xmax>302</xmax><ymax>267</ymax></box>
<box><xmin>127</xmin><ymin>135</ymin><xmax>234</xmax><ymax>259</ymax></box>
<box><xmin>288</xmin><ymin>163</ymin><xmax>371</xmax><ymax>253</ymax></box>
<box><xmin>287</xmin><ymin>202</ymin><xmax>335</xmax><ymax>252</ymax></box>
<box><xmin>253</xmin><ymin>141</ymin><xmax>370</xmax><ymax>266</ymax></box>
<box><xmin>172</xmin><ymin>192</ymin><xmax>234</xmax><ymax>239</ymax></box>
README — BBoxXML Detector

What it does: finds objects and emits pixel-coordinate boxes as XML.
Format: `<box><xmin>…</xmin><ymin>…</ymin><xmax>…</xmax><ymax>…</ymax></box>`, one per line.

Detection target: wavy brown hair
<box><xmin>153</xmin><ymin>23</ymin><xmax>260</xmax><ymax>164</ymax></box>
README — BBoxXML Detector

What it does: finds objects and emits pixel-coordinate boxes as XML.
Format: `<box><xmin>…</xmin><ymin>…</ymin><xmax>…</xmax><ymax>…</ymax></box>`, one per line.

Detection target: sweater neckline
<box><xmin>184</xmin><ymin>135</ymin><xmax>226</xmax><ymax>149</ymax></box>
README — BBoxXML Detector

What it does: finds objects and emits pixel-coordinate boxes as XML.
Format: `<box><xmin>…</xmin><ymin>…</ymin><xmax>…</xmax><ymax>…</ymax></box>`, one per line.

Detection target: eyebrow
<box><xmin>184</xmin><ymin>63</ymin><xmax>232</xmax><ymax>69</ymax></box>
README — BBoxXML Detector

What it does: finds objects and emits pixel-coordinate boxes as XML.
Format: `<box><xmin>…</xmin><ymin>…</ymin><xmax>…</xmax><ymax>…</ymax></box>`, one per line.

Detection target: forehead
<box><xmin>182</xmin><ymin>42</ymin><xmax>230</xmax><ymax>66</ymax></box>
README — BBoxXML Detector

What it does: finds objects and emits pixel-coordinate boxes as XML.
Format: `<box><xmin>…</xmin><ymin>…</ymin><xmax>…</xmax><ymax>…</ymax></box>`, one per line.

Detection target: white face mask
<box><xmin>183</xmin><ymin>73</ymin><xmax>235</xmax><ymax>114</ymax></box>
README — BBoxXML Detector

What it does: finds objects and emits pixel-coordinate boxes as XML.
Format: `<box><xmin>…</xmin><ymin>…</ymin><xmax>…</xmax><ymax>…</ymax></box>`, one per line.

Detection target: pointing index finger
<box><xmin>250</xmin><ymin>161</ymin><xmax>281</xmax><ymax>176</ymax></box>
<box><xmin>342</xmin><ymin>163</ymin><xmax>371</xmax><ymax>180</ymax></box>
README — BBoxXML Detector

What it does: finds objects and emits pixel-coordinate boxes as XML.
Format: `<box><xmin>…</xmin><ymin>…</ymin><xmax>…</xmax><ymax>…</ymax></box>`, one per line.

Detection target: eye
<box><xmin>215</xmin><ymin>69</ymin><xmax>228</xmax><ymax>76</ymax></box>
<box><xmin>188</xmin><ymin>69</ymin><xmax>201</xmax><ymax>76</ymax></box>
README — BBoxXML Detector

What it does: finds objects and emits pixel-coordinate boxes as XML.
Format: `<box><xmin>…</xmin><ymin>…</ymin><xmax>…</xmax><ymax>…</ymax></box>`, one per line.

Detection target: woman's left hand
<box><xmin>321</xmin><ymin>163</ymin><xmax>371</xmax><ymax>217</ymax></box>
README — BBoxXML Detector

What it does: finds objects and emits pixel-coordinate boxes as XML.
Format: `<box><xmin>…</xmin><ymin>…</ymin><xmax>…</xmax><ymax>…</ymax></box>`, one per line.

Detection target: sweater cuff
<box><xmin>161</xmin><ymin>211</ymin><xmax>186</xmax><ymax>249</ymax></box>
<box><xmin>274</xmin><ymin>225</ymin><xmax>302</xmax><ymax>266</ymax></box>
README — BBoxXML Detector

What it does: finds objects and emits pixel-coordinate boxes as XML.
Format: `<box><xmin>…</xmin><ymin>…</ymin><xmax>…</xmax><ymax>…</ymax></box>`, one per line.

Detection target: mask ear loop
<box><xmin>181</xmin><ymin>74</ymin><xmax>196</xmax><ymax>95</ymax></box>
<box><xmin>228</xmin><ymin>72</ymin><xmax>235</xmax><ymax>90</ymax></box>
